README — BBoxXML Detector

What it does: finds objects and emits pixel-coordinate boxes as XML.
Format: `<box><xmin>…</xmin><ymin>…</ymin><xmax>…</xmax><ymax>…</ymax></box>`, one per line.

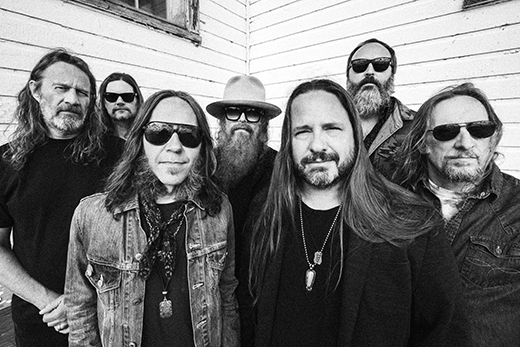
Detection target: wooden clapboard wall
<box><xmin>249</xmin><ymin>0</ymin><xmax>520</xmax><ymax>178</ymax></box>
<box><xmin>1</xmin><ymin>0</ymin><xmax>519</xmax><ymax>177</ymax></box>
<box><xmin>0</xmin><ymin>0</ymin><xmax>248</xmax><ymax>142</ymax></box>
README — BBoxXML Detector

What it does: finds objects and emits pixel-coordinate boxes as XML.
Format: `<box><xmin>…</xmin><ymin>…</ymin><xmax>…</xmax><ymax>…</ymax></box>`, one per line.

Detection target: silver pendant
<box><xmin>314</xmin><ymin>251</ymin><xmax>323</xmax><ymax>265</ymax></box>
<box><xmin>305</xmin><ymin>268</ymin><xmax>316</xmax><ymax>291</ymax></box>
<box><xmin>159</xmin><ymin>297</ymin><xmax>173</xmax><ymax>318</ymax></box>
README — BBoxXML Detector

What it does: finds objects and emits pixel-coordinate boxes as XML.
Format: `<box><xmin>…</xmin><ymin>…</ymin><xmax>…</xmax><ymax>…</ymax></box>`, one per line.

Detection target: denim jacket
<box><xmin>418</xmin><ymin>164</ymin><xmax>520</xmax><ymax>347</ymax></box>
<box><xmin>368</xmin><ymin>97</ymin><xmax>415</xmax><ymax>180</ymax></box>
<box><xmin>65</xmin><ymin>192</ymin><xmax>240</xmax><ymax>347</ymax></box>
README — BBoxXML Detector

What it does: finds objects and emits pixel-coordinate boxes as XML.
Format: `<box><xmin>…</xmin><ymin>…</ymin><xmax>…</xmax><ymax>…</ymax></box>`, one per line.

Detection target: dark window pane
<box><xmin>139</xmin><ymin>0</ymin><xmax>167</xmax><ymax>19</ymax></box>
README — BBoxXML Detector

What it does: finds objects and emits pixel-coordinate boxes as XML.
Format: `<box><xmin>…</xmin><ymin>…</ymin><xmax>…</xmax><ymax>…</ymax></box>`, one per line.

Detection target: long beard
<box><xmin>215</xmin><ymin>126</ymin><xmax>264</xmax><ymax>191</ymax></box>
<box><xmin>347</xmin><ymin>75</ymin><xmax>394</xmax><ymax>119</ymax></box>
<box><xmin>132</xmin><ymin>154</ymin><xmax>204</xmax><ymax>201</ymax></box>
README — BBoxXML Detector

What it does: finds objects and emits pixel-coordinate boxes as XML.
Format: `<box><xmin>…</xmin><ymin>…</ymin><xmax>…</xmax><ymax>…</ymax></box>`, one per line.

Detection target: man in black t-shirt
<box><xmin>0</xmin><ymin>49</ymin><xmax>123</xmax><ymax>347</ymax></box>
<box><xmin>244</xmin><ymin>79</ymin><xmax>470</xmax><ymax>347</ymax></box>
<box><xmin>64</xmin><ymin>90</ymin><xmax>239</xmax><ymax>347</ymax></box>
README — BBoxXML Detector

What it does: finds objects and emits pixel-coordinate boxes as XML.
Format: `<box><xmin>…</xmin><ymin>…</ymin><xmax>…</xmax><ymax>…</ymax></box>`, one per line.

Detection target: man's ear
<box><xmin>28</xmin><ymin>80</ymin><xmax>41</xmax><ymax>103</ymax></box>
<box><xmin>419</xmin><ymin>143</ymin><xmax>430</xmax><ymax>155</ymax></box>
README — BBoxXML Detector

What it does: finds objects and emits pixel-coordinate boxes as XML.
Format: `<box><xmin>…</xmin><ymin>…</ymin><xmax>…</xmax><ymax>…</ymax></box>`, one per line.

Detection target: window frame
<box><xmin>66</xmin><ymin>0</ymin><xmax>201</xmax><ymax>45</ymax></box>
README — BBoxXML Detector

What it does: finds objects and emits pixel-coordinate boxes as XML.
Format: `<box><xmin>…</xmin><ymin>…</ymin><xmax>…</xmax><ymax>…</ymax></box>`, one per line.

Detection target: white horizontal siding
<box><xmin>0</xmin><ymin>0</ymin><xmax>248</xmax><ymax>144</ymax></box>
<box><xmin>1</xmin><ymin>0</ymin><xmax>519</xmax><ymax>178</ymax></box>
<box><xmin>249</xmin><ymin>0</ymin><xmax>520</xmax><ymax>178</ymax></box>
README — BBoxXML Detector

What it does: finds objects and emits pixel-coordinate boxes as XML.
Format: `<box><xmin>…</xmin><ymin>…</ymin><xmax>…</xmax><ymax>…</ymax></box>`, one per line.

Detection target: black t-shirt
<box><xmin>0</xmin><ymin>136</ymin><xmax>123</xmax><ymax>323</ymax></box>
<box><xmin>140</xmin><ymin>202</ymin><xmax>194</xmax><ymax>347</ymax></box>
<box><xmin>271</xmin><ymin>202</ymin><xmax>342</xmax><ymax>347</ymax></box>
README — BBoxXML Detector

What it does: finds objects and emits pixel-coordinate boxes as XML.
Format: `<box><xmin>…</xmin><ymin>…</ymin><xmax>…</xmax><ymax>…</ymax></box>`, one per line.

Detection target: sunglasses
<box><xmin>225</xmin><ymin>107</ymin><xmax>263</xmax><ymax>123</ymax></box>
<box><xmin>104</xmin><ymin>92</ymin><xmax>136</xmax><ymax>103</ymax></box>
<box><xmin>427</xmin><ymin>121</ymin><xmax>496</xmax><ymax>142</ymax></box>
<box><xmin>143</xmin><ymin>122</ymin><xmax>202</xmax><ymax>148</ymax></box>
<box><xmin>350</xmin><ymin>57</ymin><xmax>392</xmax><ymax>73</ymax></box>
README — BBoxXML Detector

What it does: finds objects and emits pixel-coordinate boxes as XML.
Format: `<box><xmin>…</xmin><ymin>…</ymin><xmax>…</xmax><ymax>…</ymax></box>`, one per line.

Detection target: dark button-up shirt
<box><xmin>417</xmin><ymin>164</ymin><xmax>520</xmax><ymax>347</ymax></box>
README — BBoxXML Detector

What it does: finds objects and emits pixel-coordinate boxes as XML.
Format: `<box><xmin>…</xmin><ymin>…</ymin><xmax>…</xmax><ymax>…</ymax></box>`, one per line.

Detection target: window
<box><xmin>463</xmin><ymin>0</ymin><xmax>510</xmax><ymax>10</ymax></box>
<box><xmin>67</xmin><ymin>0</ymin><xmax>201</xmax><ymax>44</ymax></box>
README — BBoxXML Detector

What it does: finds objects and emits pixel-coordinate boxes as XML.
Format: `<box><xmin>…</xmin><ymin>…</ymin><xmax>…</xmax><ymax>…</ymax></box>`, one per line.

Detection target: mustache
<box><xmin>112</xmin><ymin>107</ymin><xmax>131</xmax><ymax>113</ymax></box>
<box><xmin>301</xmin><ymin>151</ymin><xmax>339</xmax><ymax>165</ymax></box>
<box><xmin>448</xmin><ymin>150</ymin><xmax>478</xmax><ymax>159</ymax></box>
<box><xmin>58</xmin><ymin>104</ymin><xmax>82</xmax><ymax>115</ymax></box>
<box><xmin>231</xmin><ymin>123</ymin><xmax>253</xmax><ymax>134</ymax></box>
<box><xmin>358</xmin><ymin>76</ymin><xmax>383</xmax><ymax>90</ymax></box>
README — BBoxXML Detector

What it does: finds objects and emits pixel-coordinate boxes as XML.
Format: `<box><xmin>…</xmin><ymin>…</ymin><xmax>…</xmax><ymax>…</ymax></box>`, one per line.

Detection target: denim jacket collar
<box><xmin>112</xmin><ymin>193</ymin><xmax>205</xmax><ymax>217</ymax></box>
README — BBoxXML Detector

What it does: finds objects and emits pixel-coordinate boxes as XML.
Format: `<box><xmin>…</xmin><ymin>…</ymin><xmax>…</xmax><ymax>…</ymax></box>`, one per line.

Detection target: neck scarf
<box><xmin>138</xmin><ymin>194</ymin><xmax>188</xmax><ymax>279</ymax></box>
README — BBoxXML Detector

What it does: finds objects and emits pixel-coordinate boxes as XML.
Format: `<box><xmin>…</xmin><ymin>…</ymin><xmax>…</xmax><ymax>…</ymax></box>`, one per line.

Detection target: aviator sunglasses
<box><xmin>104</xmin><ymin>92</ymin><xmax>137</xmax><ymax>103</ymax></box>
<box><xmin>349</xmin><ymin>57</ymin><xmax>392</xmax><ymax>73</ymax></box>
<box><xmin>143</xmin><ymin>121</ymin><xmax>203</xmax><ymax>148</ymax></box>
<box><xmin>427</xmin><ymin>120</ymin><xmax>496</xmax><ymax>142</ymax></box>
<box><xmin>225</xmin><ymin>107</ymin><xmax>263</xmax><ymax>123</ymax></box>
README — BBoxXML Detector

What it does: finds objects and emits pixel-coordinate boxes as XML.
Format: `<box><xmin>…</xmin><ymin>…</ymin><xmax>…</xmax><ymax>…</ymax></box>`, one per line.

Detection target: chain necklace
<box><xmin>299</xmin><ymin>198</ymin><xmax>342</xmax><ymax>291</ymax></box>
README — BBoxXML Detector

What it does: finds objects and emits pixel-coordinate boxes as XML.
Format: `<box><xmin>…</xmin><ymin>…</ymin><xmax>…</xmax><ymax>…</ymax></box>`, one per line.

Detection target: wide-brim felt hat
<box><xmin>206</xmin><ymin>75</ymin><xmax>282</xmax><ymax>119</ymax></box>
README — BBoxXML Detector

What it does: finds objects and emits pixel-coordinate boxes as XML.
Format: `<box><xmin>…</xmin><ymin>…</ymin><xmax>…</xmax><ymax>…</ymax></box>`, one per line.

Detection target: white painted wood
<box><xmin>1</xmin><ymin>0</ymin><xmax>520</xmax><ymax>175</ymax></box>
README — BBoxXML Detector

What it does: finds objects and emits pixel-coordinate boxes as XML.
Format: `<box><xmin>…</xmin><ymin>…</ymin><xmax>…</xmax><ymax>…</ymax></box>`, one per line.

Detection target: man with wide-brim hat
<box><xmin>207</xmin><ymin>75</ymin><xmax>280</xmax><ymax>345</ymax></box>
<box><xmin>207</xmin><ymin>75</ymin><xmax>282</xmax><ymax>119</ymax></box>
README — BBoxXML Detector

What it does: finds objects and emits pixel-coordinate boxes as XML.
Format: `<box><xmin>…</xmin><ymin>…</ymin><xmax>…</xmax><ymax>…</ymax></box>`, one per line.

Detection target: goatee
<box><xmin>132</xmin><ymin>154</ymin><xmax>204</xmax><ymax>202</ymax></box>
<box><xmin>294</xmin><ymin>150</ymin><xmax>353</xmax><ymax>189</ymax></box>
<box><xmin>347</xmin><ymin>75</ymin><xmax>394</xmax><ymax>119</ymax></box>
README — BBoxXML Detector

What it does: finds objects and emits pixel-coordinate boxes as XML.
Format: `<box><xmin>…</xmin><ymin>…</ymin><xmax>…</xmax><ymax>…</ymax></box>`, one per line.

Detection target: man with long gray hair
<box><xmin>393</xmin><ymin>82</ymin><xmax>520</xmax><ymax>347</ymax></box>
<box><xmin>0</xmin><ymin>49</ymin><xmax>123</xmax><ymax>346</ymax></box>
<box><xmin>346</xmin><ymin>38</ymin><xmax>414</xmax><ymax>178</ymax></box>
<box><xmin>244</xmin><ymin>79</ymin><xmax>469</xmax><ymax>347</ymax></box>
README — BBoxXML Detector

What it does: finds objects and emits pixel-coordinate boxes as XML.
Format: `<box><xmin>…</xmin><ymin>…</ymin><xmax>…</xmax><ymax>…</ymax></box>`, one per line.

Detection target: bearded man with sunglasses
<box><xmin>207</xmin><ymin>75</ymin><xmax>281</xmax><ymax>268</ymax></box>
<box><xmin>393</xmin><ymin>83</ymin><xmax>520</xmax><ymax>347</ymax></box>
<box><xmin>346</xmin><ymin>38</ymin><xmax>414</xmax><ymax>179</ymax></box>
<box><xmin>65</xmin><ymin>90</ymin><xmax>239</xmax><ymax>346</ymax></box>
<box><xmin>99</xmin><ymin>72</ymin><xmax>143</xmax><ymax>139</ymax></box>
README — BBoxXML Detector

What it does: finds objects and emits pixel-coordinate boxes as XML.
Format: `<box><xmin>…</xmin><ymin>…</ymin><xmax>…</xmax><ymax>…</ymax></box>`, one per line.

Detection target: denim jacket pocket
<box><xmin>207</xmin><ymin>248</ymin><xmax>228</xmax><ymax>271</ymax></box>
<box><xmin>461</xmin><ymin>236</ymin><xmax>520</xmax><ymax>288</ymax></box>
<box><xmin>85</xmin><ymin>258</ymin><xmax>122</xmax><ymax>310</ymax></box>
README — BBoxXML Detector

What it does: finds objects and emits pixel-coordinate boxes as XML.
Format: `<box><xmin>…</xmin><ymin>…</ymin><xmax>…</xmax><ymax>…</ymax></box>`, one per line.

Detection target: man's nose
<box><xmin>63</xmin><ymin>89</ymin><xmax>81</xmax><ymax>105</ymax></box>
<box><xmin>238</xmin><ymin>112</ymin><xmax>247</xmax><ymax>123</ymax></box>
<box><xmin>165</xmin><ymin>132</ymin><xmax>183</xmax><ymax>152</ymax></box>
<box><xmin>454</xmin><ymin>127</ymin><xmax>475</xmax><ymax>150</ymax></box>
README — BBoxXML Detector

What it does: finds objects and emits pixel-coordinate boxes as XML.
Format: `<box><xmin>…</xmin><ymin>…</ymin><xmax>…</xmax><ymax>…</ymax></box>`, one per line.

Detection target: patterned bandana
<box><xmin>138</xmin><ymin>194</ymin><xmax>188</xmax><ymax>280</ymax></box>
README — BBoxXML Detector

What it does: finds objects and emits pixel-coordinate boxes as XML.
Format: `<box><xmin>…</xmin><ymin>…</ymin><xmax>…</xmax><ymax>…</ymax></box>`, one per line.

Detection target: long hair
<box><xmin>3</xmin><ymin>48</ymin><xmax>107</xmax><ymax>170</ymax></box>
<box><xmin>98</xmin><ymin>72</ymin><xmax>143</xmax><ymax>131</ymax></box>
<box><xmin>104</xmin><ymin>90</ymin><xmax>223</xmax><ymax>216</ymax></box>
<box><xmin>392</xmin><ymin>82</ymin><xmax>503</xmax><ymax>191</ymax></box>
<box><xmin>249</xmin><ymin>79</ymin><xmax>439</xmax><ymax>298</ymax></box>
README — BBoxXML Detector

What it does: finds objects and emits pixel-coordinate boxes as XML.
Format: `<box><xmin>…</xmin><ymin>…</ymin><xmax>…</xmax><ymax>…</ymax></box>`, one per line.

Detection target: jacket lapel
<box><xmin>338</xmin><ymin>232</ymin><xmax>373</xmax><ymax>346</ymax></box>
<box><xmin>255</xmin><ymin>231</ymin><xmax>286</xmax><ymax>347</ymax></box>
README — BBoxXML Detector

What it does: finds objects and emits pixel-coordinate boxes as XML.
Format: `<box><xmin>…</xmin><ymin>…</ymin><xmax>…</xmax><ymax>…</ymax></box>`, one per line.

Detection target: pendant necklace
<box><xmin>299</xmin><ymin>198</ymin><xmax>341</xmax><ymax>291</ymax></box>
<box><xmin>144</xmin><ymin>211</ymin><xmax>184</xmax><ymax>319</ymax></box>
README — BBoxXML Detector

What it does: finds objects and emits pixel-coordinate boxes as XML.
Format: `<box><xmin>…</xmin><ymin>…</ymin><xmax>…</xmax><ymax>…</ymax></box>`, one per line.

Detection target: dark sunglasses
<box><xmin>225</xmin><ymin>107</ymin><xmax>263</xmax><ymax>123</ymax></box>
<box><xmin>350</xmin><ymin>57</ymin><xmax>392</xmax><ymax>73</ymax></box>
<box><xmin>428</xmin><ymin>121</ymin><xmax>496</xmax><ymax>142</ymax></box>
<box><xmin>104</xmin><ymin>92</ymin><xmax>136</xmax><ymax>103</ymax></box>
<box><xmin>143</xmin><ymin>122</ymin><xmax>202</xmax><ymax>148</ymax></box>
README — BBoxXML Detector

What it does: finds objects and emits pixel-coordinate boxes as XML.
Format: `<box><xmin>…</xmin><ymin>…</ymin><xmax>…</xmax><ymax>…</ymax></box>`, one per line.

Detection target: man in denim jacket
<box><xmin>393</xmin><ymin>83</ymin><xmax>520</xmax><ymax>346</ymax></box>
<box><xmin>65</xmin><ymin>90</ymin><xmax>240</xmax><ymax>347</ymax></box>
